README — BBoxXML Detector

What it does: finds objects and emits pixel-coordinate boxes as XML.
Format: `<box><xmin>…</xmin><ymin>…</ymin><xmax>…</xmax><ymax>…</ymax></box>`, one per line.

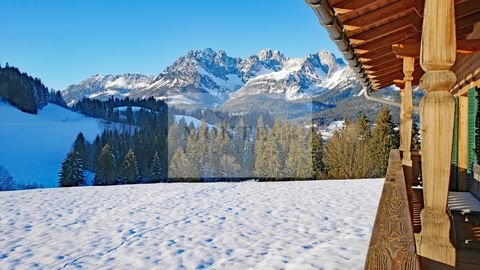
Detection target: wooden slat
<box><xmin>393</xmin><ymin>40</ymin><xmax>480</xmax><ymax>58</ymax></box>
<box><xmin>350</xmin><ymin>12</ymin><xmax>421</xmax><ymax>44</ymax></box>
<box><xmin>354</xmin><ymin>28</ymin><xmax>416</xmax><ymax>50</ymax></box>
<box><xmin>363</xmin><ymin>53</ymin><xmax>399</xmax><ymax>66</ymax></box>
<box><xmin>358</xmin><ymin>46</ymin><xmax>395</xmax><ymax>59</ymax></box>
<box><xmin>342</xmin><ymin>0</ymin><xmax>417</xmax><ymax>28</ymax></box>
<box><xmin>365</xmin><ymin>150</ymin><xmax>420</xmax><ymax>269</ymax></box>
<box><xmin>456</xmin><ymin>0</ymin><xmax>480</xmax><ymax>19</ymax></box>
<box><xmin>362</xmin><ymin>53</ymin><xmax>397</xmax><ymax>66</ymax></box>
<box><xmin>337</xmin><ymin>0</ymin><xmax>398</xmax><ymax>22</ymax></box>
<box><xmin>332</xmin><ymin>0</ymin><xmax>390</xmax><ymax>15</ymax></box>
<box><xmin>366</xmin><ymin>61</ymin><xmax>403</xmax><ymax>72</ymax></box>
<box><xmin>311</xmin><ymin>0</ymin><xmax>479</xmax><ymax>92</ymax></box>
<box><xmin>457</xmin><ymin>12</ymin><xmax>480</xmax><ymax>31</ymax></box>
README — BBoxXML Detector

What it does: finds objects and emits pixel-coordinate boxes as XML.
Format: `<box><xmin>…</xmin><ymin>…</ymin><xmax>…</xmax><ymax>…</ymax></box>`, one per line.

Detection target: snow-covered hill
<box><xmin>174</xmin><ymin>115</ymin><xmax>216</xmax><ymax>129</ymax></box>
<box><xmin>0</xmin><ymin>102</ymin><xmax>104</xmax><ymax>187</ymax></box>
<box><xmin>62</xmin><ymin>49</ymin><xmax>359</xmax><ymax>112</ymax></box>
<box><xmin>0</xmin><ymin>179</ymin><xmax>384</xmax><ymax>269</ymax></box>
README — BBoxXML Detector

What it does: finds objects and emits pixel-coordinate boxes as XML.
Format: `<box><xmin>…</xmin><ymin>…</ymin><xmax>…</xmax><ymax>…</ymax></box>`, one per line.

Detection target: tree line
<box><xmin>0</xmin><ymin>64</ymin><xmax>67</xmax><ymax>113</ymax></box>
<box><xmin>322</xmin><ymin>107</ymin><xmax>420</xmax><ymax>179</ymax></box>
<box><xmin>59</xmin><ymin>100</ymin><xmax>168</xmax><ymax>187</ymax></box>
<box><xmin>58</xmin><ymin>101</ymin><xmax>411</xmax><ymax>186</ymax></box>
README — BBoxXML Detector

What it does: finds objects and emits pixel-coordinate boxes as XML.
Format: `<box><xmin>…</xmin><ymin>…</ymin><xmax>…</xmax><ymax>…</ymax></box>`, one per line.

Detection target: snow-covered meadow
<box><xmin>0</xmin><ymin>179</ymin><xmax>383</xmax><ymax>269</ymax></box>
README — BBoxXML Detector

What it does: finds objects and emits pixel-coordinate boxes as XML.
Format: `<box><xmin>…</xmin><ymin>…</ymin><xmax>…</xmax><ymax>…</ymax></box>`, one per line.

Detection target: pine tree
<box><xmin>371</xmin><ymin>107</ymin><xmax>399</xmax><ymax>176</ymax></box>
<box><xmin>59</xmin><ymin>151</ymin><xmax>86</xmax><ymax>187</ymax></box>
<box><xmin>72</xmin><ymin>132</ymin><xmax>89</xmax><ymax>169</ymax></box>
<box><xmin>169</xmin><ymin>148</ymin><xmax>199</xmax><ymax>180</ymax></box>
<box><xmin>150</xmin><ymin>151</ymin><xmax>164</xmax><ymax>183</ymax></box>
<box><xmin>125</xmin><ymin>106</ymin><xmax>134</xmax><ymax>124</ymax></box>
<box><xmin>196</xmin><ymin>121</ymin><xmax>210</xmax><ymax>177</ymax></box>
<box><xmin>94</xmin><ymin>144</ymin><xmax>117</xmax><ymax>185</ymax></box>
<box><xmin>323</xmin><ymin>127</ymin><xmax>359</xmax><ymax>179</ymax></box>
<box><xmin>285</xmin><ymin>125</ymin><xmax>313</xmax><ymax>179</ymax></box>
<box><xmin>311</xmin><ymin>126</ymin><xmax>325</xmax><ymax>179</ymax></box>
<box><xmin>357</xmin><ymin>114</ymin><xmax>371</xmax><ymax>140</ymax></box>
<box><xmin>218</xmin><ymin>155</ymin><xmax>241</xmax><ymax>179</ymax></box>
<box><xmin>254</xmin><ymin>116</ymin><xmax>269</xmax><ymax>178</ymax></box>
<box><xmin>0</xmin><ymin>165</ymin><xmax>16</xmax><ymax>191</ymax></box>
<box><xmin>121</xmin><ymin>149</ymin><xmax>139</xmax><ymax>184</ymax></box>
<box><xmin>356</xmin><ymin>116</ymin><xmax>374</xmax><ymax>178</ymax></box>
<box><xmin>262</xmin><ymin>130</ymin><xmax>281</xmax><ymax>179</ymax></box>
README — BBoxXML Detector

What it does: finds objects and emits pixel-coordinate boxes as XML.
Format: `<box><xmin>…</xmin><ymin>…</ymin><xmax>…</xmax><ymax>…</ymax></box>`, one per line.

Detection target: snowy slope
<box><xmin>0</xmin><ymin>179</ymin><xmax>384</xmax><ymax>270</ymax></box>
<box><xmin>174</xmin><ymin>115</ymin><xmax>215</xmax><ymax>129</ymax></box>
<box><xmin>0</xmin><ymin>102</ymin><xmax>103</xmax><ymax>187</ymax></box>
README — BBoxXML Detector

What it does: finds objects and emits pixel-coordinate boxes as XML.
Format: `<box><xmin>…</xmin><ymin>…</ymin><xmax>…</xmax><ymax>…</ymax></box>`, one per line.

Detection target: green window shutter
<box><xmin>451</xmin><ymin>96</ymin><xmax>459</xmax><ymax>190</ymax></box>
<box><xmin>467</xmin><ymin>87</ymin><xmax>478</xmax><ymax>191</ymax></box>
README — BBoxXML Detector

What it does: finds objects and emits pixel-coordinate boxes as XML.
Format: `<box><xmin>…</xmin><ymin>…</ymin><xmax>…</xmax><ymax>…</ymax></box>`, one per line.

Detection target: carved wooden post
<box><xmin>401</xmin><ymin>57</ymin><xmax>415</xmax><ymax>165</ymax></box>
<box><xmin>416</xmin><ymin>0</ymin><xmax>456</xmax><ymax>265</ymax></box>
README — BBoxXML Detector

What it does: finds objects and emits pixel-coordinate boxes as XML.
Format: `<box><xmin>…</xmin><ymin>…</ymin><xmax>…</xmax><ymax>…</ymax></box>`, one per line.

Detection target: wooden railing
<box><xmin>404</xmin><ymin>151</ymin><xmax>423</xmax><ymax>234</ymax></box>
<box><xmin>366</xmin><ymin>150</ymin><xmax>480</xmax><ymax>269</ymax></box>
<box><xmin>365</xmin><ymin>150</ymin><xmax>420</xmax><ymax>269</ymax></box>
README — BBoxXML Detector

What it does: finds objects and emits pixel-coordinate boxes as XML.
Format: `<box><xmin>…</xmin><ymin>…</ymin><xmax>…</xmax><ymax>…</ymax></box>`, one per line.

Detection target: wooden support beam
<box><xmin>416</xmin><ymin>0</ymin><xmax>457</xmax><ymax>265</ymax></box>
<box><xmin>457</xmin><ymin>39</ymin><xmax>480</xmax><ymax>53</ymax></box>
<box><xmin>392</xmin><ymin>43</ymin><xmax>421</xmax><ymax>58</ymax></box>
<box><xmin>393</xmin><ymin>39</ymin><xmax>480</xmax><ymax>58</ymax></box>
<box><xmin>355</xmin><ymin>28</ymin><xmax>418</xmax><ymax>51</ymax></box>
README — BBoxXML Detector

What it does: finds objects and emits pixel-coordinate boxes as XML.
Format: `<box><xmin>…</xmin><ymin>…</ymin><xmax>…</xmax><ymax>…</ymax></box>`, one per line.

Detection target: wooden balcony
<box><xmin>365</xmin><ymin>150</ymin><xmax>480</xmax><ymax>270</ymax></box>
<box><xmin>364</xmin><ymin>150</ymin><xmax>420</xmax><ymax>269</ymax></box>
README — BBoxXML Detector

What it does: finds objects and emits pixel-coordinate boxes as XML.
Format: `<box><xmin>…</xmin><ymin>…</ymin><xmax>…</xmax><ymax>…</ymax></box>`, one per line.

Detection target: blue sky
<box><xmin>0</xmin><ymin>0</ymin><xmax>339</xmax><ymax>90</ymax></box>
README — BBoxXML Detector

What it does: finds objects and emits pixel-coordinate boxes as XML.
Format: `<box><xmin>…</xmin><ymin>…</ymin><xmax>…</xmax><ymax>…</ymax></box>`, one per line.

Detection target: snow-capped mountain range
<box><xmin>62</xmin><ymin>48</ymin><xmax>361</xmax><ymax>111</ymax></box>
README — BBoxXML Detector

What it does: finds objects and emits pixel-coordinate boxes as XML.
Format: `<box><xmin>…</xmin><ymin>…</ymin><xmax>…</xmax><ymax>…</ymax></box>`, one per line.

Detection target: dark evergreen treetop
<box><xmin>59</xmin><ymin>151</ymin><xmax>86</xmax><ymax>187</ymax></box>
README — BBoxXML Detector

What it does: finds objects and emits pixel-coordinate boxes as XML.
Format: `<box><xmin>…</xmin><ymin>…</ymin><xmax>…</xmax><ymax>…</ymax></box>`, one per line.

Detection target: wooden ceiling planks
<box><xmin>322</xmin><ymin>0</ymin><xmax>479</xmax><ymax>90</ymax></box>
<box><xmin>349</xmin><ymin>12</ymin><xmax>421</xmax><ymax>44</ymax></box>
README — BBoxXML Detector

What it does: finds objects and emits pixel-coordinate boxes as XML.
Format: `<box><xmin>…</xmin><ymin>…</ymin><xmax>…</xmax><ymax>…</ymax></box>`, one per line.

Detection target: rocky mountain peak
<box><xmin>62</xmin><ymin>48</ymin><xmax>361</xmax><ymax>110</ymax></box>
<box><xmin>256</xmin><ymin>48</ymin><xmax>285</xmax><ymax>62</ymax></box>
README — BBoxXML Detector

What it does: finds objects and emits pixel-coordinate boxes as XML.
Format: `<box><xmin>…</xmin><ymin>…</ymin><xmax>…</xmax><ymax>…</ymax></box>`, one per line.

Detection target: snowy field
<box><xmin>0</xmin><ymin>102</ymin><xmax>102</xmax><ymax>187</ymax></box>
<box><xmin>0</xmin><ymin>179</ymin><xmax>383</xmax><ymax>270</ymax></box>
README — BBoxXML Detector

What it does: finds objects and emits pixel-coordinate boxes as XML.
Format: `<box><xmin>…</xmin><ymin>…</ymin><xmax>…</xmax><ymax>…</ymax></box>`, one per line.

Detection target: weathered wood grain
<box><xmin>365</xmin><ymin>150</ymin><xmax>420</xmax><ymax>270</ymax></box>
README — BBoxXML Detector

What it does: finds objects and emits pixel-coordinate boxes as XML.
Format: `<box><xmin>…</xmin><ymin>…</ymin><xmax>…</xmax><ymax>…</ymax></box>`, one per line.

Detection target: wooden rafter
<box><xmin>456</xmin><ymin>0</ymin><xmax>480</xmax><ymax>19</ymax></box>
<box><xmin>309</xmin><ymin>0</ymin><xmax>479</xmax><ymax>91</ymax></box>
<box><xmin>365</xmin><ymin>61</ymin><xmax>403</xmax><ymax>72</ymax></box>
<box><xmin>350</xmin><ymin>12</ymin><xmax>421</xmax><ymax>44</ymax></box>
<box><xmin>361</xmin><ymin>53</ymin><xmax>397</xmax><ymax>66</ymax></box>
<box><xmin>354</xmin><ymin>27</ymin><xmax>419</xmax><ymax>51</ymax></box>
<box><xmin>332</xmin><ymin>0</ymin><xmax>390</xmax><ymax>15</ymax></box>
<box><xmin>393</xmin><ymin>39</ymin><xmax>480</xmax><ymax>58</ymax></box>
<box><xmin>342</xmin><ymin>0</ymin><xmax>419</xmax><ymax>30</ymax></box>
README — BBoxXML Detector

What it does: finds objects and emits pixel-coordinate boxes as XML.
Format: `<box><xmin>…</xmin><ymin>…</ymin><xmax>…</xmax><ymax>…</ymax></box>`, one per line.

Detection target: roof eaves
<box><xmin>306</xmin><ymin>0</ymin><xmax>374</xmax><ymax>92</ymax></box>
